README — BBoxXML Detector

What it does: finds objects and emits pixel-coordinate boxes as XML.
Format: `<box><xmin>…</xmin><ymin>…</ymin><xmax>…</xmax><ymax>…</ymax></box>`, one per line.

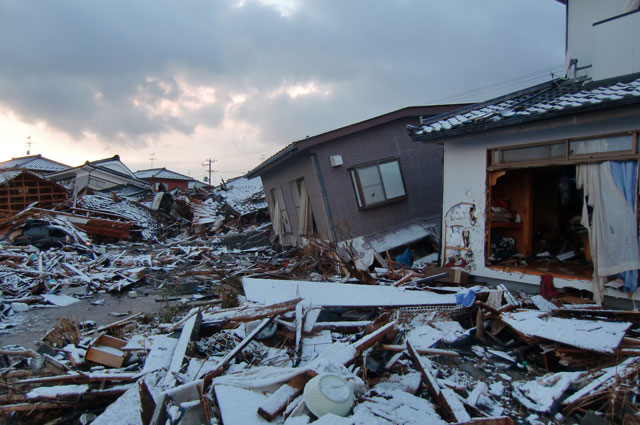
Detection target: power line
<box><xmin>213</xmin><ymin>145</ymin><xmax>283</xmax><ymax>161</ymax></box>
<box><xmin>202</xmin><ymin>158</ymin><xmax>215</xmax><ymax>184</ymax></box>
<box><xmin>427</xmin><ymin>64</ymin><xmax>564</xmax><ymax>104</ymax></box>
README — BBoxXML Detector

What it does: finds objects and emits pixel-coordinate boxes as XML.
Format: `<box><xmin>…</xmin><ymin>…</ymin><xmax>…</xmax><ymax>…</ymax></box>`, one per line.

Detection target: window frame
<box><xmin>349</xmin><ymin>158</ymin><xmax>408</xmax><ymax>209</ymax></box>
<box><xmin>487</xmin><ymin>131</ymin><xmax>639</xmax><ymax>171</ymax></box>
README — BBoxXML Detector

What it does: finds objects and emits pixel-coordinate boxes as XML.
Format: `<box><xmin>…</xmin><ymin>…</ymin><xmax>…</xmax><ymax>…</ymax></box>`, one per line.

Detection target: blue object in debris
<box><xmin>456</xmin><ymin>288</ymin><xmax>478</xmax><ymax>307</ymax></box>
<box><xmin>395</xmin><ymin>248</ymin><xmax>414</xmax><ymax>267</ymax></box>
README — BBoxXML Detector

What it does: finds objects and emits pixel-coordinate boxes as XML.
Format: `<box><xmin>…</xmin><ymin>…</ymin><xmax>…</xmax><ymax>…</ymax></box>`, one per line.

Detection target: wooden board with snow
<box><xmin>500</xmin><ymin>310</ymin><xmax>631</xmax><ymax>353</ymax></box>
<box><xmin>242</xmin><ymin>278</ymin><xmax>457</xmax><ymax>307</ymax></box>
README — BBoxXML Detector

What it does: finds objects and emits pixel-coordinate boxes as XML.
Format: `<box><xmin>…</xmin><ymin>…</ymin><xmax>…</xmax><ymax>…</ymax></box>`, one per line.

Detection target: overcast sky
<box><xmin>0</xmin><ymin>0</ymin><xmax>566</xmax><ymax>183</ymax></box>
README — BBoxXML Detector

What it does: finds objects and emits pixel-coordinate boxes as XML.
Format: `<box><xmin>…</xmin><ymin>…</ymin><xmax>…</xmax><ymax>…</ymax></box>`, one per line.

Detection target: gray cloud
<box><xmin>0</xmin><ymin>0</ymin><xmax>565</xmax><ymax>148</ymax></box>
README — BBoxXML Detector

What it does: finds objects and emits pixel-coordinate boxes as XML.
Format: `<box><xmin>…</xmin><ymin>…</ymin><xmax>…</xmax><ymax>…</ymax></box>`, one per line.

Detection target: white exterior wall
<box><xmin>567</xmin><ymin>0</ymin><xmax>638</xmax><ymax>80</ymax></box>
<box><xmin>593</xmin><ymin>10</ymin><xmax>640</xmax><ymax>80</ymax></box>
<box><xmin>441</xmin><ymin>138</ymin><xmax>640</xmax><ymax>301</ymax></box>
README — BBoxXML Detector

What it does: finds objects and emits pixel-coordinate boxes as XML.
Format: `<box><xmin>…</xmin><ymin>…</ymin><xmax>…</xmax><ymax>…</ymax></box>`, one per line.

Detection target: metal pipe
<box><xmin>311</xmin><ymin>153</ymin><xmax>338</xmax><ymax>246</ymax></box>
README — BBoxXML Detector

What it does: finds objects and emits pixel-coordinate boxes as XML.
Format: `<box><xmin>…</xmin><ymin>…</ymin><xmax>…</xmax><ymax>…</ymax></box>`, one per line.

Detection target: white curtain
<box><xmin>272</xmin><ymin>197</ymin><xmax>284</xmax><ymax>241</ymax></box>
<box><xmin>576</xmin><ymin>161</ymin><xmax>640</xmax><ymax>303</ymax></box>
<box><xmin>298</xmin><ymin>180</ymin><xmax>314</xmax><ymax>236</ymax></box>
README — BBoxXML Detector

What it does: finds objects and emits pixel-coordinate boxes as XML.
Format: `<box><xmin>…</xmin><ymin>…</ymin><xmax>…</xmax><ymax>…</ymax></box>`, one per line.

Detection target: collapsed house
<box><xmin>48</xmin><ymin>155</ymin><xmax>150</xmax><ymax>196</ymax></box>
<box><xmin>409</xmin><ymin>0</ymin><xmax>640</xmax><ymax>303</ymax></box>
<box><xmin>0</xmin><ymin>170</ymin><xmax>69</xmax><ymax>219</ymax></box>
<box><xmin>247</xmin><ymin>105</ymin><xmax>466</xmax><ymax>258</ymax></box>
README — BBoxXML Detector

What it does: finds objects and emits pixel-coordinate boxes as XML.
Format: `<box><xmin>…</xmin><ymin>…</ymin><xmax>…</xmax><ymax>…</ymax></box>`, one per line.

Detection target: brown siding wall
<box><xmin>261</xmin><ymin>115</ymin><xmax>443</xmax><ymax>246</ymax></box>
<box><xmin>311</xmin><ymin>117</ymin><xmax>442</xmax><ymax>241</ymax></box>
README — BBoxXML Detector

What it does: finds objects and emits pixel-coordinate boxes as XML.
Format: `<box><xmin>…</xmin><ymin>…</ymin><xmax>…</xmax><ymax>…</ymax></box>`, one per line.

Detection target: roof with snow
<box><xmin>134</xmin><ymin>168</ymin><xmax>193</xmax><ymax>181</ymax></box>
<box><xmin>409</xmin><ymin>73</ymin><xmax>640</xmax><ymax>142</ymax></box>
<box><xmin>0</xmin><ymin>170</ymin><xmax>22</xmax><ymax>186</ymax></box>
<box><xmin>215</xmin><ymin>176</ymin><xmax>267</xmax><ymax>215</ymax></box>
<box><xmin>98</xmin><ymin>184</ymin><xmax>152</xmax><ymax>200</ymax></box>
<box><xmin>0</xmin><ymin>154</ymin><xmax>70</xmax><ymax>173</ymax></box>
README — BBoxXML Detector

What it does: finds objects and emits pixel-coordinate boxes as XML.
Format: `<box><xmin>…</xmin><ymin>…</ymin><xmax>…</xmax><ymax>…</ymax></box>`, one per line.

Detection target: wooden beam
<box><xmin>203</xmin><ymin>317</ymin><xmax>273</xmax><ymax>387</ymax></box>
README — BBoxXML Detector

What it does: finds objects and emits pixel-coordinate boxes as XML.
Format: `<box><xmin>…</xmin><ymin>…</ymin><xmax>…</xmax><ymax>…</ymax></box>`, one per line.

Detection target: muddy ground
<box><xmin>0</xmin><ymin>267</ymin><xmax>219</xmax><ymax>350</ymax></box>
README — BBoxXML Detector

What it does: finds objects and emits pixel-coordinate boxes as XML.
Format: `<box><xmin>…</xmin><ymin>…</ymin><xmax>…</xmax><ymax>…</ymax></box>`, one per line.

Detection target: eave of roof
<box><xmin>246</xmin><ymin>104</ymin><xmax>468</xmax><ymax>178</ymax></box>
<box><xmin>409</xmin><ymin>72</ymin><xmax>640</xmax><ymax>143</ymax></box>
<box><xmin>0</xmin><ymin>154</ymin><xmax>70</xmax><ymax>171</ymax></box>
<box><xmin>246</xmin><ymin>144</ymin><xmax>297</xmax><ymax>178</ymax></box>
<box><xmin>48</xmin><ymin>163</ymin><xmax>150</xmax><ymax>187</ymax></box>
<box><xmin>135</xmin><ymin>167</ymin><xmax>193</xmax><ymax>181</ymax></box>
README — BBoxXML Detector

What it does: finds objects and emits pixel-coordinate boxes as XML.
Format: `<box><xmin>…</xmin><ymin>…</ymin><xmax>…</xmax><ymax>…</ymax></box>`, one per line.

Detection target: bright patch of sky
<box><xmin>0</xmin><ymin>1</ymin><xmax>565</xmax><ymax>184</ymax></box>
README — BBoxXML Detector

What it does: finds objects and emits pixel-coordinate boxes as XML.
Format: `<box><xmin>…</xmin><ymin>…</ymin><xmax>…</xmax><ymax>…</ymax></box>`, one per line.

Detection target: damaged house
<box><xmin>0</xmin><ymin>154</ymin><xmax>70</xmax><ymax>175</ymax></box>
<box><xmin>0</xmin><ymin>169</ymin><xmax>68</xmax><ymax>218</ymax></box>
<box><xmin>134</xmin><ymin>167</ymin><xmax>195</xmax><ymax>192</ymax></box>
<box><xmin>247</xmin><ymin>105</ymin><xmax>465</xmax><ymax>255</ymax></box>
<box><xmin>47</xmin><ymin>154</ymin><xmax>150</xmax><ymax>196</ymax></box>
<box><xmin>409</xmin><ymin>0</ymin><xmax>640</xmax><ymax>302</ymax></box>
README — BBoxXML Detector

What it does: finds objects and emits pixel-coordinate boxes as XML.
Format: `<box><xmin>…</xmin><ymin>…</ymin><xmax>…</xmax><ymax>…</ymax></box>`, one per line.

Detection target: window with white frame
<box><xmin>349</xmin><ymin>159</ymin><xmax>407</xmax><ymax>209</ymax></box>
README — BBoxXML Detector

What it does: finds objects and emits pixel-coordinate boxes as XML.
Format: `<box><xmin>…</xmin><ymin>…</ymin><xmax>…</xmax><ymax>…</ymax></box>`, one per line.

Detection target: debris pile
<box><xmin>2</xmin><ymin>254</ymin><xmax>639</xmax><ymax>424</ymax></box>
<box><xmin>0</xmin><ymin>175</ymin><xmax>639</xmax><ymax>425</ymax></box>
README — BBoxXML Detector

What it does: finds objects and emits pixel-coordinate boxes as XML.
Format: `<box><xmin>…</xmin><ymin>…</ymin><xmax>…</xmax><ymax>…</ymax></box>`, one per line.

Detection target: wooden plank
<box><xmin>163</xmin><ymin>310</ymin><xmax>202</xmax><ymax>387</ymax></box>
<box><xmin>138</xmin><ymin>380</ymin><xmax>156</xmax><ymax>425</ymax></box>
<box><xmin>0</xmin><ymin>401</ymin><xmax>74</xmax><ymax>413</ymax></box>
<box><xmin>352</xmin><ymin>320</ymin><xmax>396</xmax><ymax>355</ymax></box>
<box><xmin>199</xmin><ymin>298</ymin><xmax>302</xmax><ymax>325</ymax></box>
<box><xmin>293</xmin><ymin>302</ymin><xmax>305</xmax><ymax>366</ymax></box>
<box><xmin>257</xmin><ymin>373</ymin><xmax>310</xmax><ymax>421</ymax></box>
<box><xmin>441</xmin><ymin>387</ymin><xmax>471</xmax><ymax>422</ymax></box>
<box><xmin>456</xmin><ymin>418</ymin><xmax>515</xmax><ymax>425</ymax></box>
<box><xmin>381</xmin><ymin>344</ymin><xmax>459</xmax><ymax>357</ymax></box>
<box><xmin>407</xmin><ymin>341</ymin><xmax>460</xmax><ymax>423</ymax></box>
<box><xmin>97</xmin><ymin>312</ymin><xmax>142</xmax><ymax>332</ymax></box>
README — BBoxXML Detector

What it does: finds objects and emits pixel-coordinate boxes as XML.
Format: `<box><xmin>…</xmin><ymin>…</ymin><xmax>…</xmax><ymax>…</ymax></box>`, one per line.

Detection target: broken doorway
<box><xmin>487</xmin><ymin>165</ymin><xmax>593</xmax><ymax>279</ymax></box>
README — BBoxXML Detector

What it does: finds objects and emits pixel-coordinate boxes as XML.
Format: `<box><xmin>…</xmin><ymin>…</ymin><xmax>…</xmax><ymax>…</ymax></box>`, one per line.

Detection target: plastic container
<box><xmin>303</xmin><ymin>374</ymin><xmax>354</xmax><ymax>418</ymax></box>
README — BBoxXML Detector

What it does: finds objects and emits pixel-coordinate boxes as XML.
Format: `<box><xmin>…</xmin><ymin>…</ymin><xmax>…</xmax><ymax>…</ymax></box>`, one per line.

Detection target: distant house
<box><xmin>48</xmin><ymin>155</ymin><xmax>150</xmax><ymax>196</ymax></box>
<box><xmin>247</xmin><ymin>105</ymin><xmax>465</xmax><ymax>251</ymax></box>
<box><xmin>135</xmin><ymin>168</ymin><xmax>194</xmax><ymax>192</ymax></box>
<box><xmin>409</xmin><ymin>0</ymin><xmax>640</xmax><ymax>302</ymax></box>
<box><xmin>0</xmin><ymin>169</ymin><xmax>68</xmax><ymax>218</ymax></box>
<box><xmin>0</xmin><ymin>154</ymin><xmax>70</xmax><ymax>175</ymax></box>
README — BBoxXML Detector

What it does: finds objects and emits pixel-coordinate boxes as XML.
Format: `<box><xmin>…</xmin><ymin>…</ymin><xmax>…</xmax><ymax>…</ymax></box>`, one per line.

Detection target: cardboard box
<box><xmin>85</xmin><ymin>334</ymin><xmax>128</xmax><ymax>368</ymax></box>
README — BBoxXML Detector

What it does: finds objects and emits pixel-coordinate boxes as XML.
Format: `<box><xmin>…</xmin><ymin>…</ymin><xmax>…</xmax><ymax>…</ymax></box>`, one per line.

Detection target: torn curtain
<box><xmin>298</xmin><ymin>180</ymin><xmax>314</xmax><ymax>236</ymax></box>
<box><xmin>576</xmin><ymin>160</ymin><xmax>640</xmax><ymax>302</ymax></box>
<box><xmin>272</xmin><ymin>196</ymin><xmax>284</xmax><ymax>242</ymax></box>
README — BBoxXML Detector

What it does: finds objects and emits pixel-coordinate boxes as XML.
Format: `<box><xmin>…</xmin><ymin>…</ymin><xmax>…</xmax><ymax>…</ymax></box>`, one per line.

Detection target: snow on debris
<box><xmin>242</xmin><ymin>277</ymin><xmax>457</xmax><ymax>307</ymax></box>
<box><xmin>512</xmin><ymin>371</ymin><xmax>584</xmax><ymax>413</ymax></box>
<box><xmin>27</xmin><ymin>384</ymin><xmax>90</xmax><ymax>399</ymax></box>
<box><xmin>79</xmin><ymin>194</ymin><xmax>159</xmax><ymax>239</ymax></box>
<box><xmin>215</xmin><ymin>176</ymin><xmax>267</xmax><ymax>215</ymax></box>
<box><xmin>354</xmin><ymin>388</ymin><xmax>447</xmax><ymax>425</ymax></box>
<box><xmin>500</xmin><ymin>310</ymin><xmax>631</xmax><ymax>353</ymax></box>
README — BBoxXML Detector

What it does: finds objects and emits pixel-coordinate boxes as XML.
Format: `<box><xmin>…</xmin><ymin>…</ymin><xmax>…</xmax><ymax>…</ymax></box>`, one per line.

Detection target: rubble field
<box><xmin>0</xmin><ymin>183</ymin><xmax>638</xmax><ymax>425</ymax></box>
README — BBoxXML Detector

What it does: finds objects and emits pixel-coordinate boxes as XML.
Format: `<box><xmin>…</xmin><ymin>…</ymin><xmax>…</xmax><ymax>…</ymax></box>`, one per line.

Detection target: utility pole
<box><xmin>203</xmin><ymin>158</ymin><xmax>214</xmax><ymax>185</ymax></box>
<box><xmin>26</xmin><ymin>136</ymin><xmax>32</xmax><ymax>155</ymax></box>
<box><xmin>149</xmin><ymin>152</ymin><xmax>156</xmax><ymax>168</ymax></box>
